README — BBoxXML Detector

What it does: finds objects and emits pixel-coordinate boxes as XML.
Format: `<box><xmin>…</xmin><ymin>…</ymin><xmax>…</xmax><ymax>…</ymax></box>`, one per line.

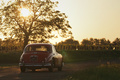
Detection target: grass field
<box><xmin>0</xmin><ymin>51</ymin><xmax>22</xmax><ymax>63</ymax></box>
<box><xmin>61</xmin><ymin>50</ymin><xmax>120</xmax><ymax>63</ymax></box>
<box><xmin>0</xmin><ymin>50</ymin><xmax>120</xmax><ymax>63</ymax></box>
<box><xmin>63</xmin><ymin>64</ymin><xmax>120</xmax><ymax>80</ymax></box>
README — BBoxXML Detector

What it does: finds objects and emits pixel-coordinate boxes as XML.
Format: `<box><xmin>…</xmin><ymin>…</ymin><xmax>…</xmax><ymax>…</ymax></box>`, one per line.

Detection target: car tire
<box><xmin>32</xmin><ymin>69</ymin><xmax>36</xmax><ymax>72</ymax></box>
<box><xmin>58</xmin><ymin>67</ymin><xmax>62</xmax><ymax>71</ymax></box>
<box><xmin>48</xmin><ymin>60</ymin><xmax>54</xmax><ymax>72</ymax></box>
<box><xmin>58</xmin><ymin>62</ymin><xmax>63</xmax><ymax>71</ymax></box>
<box><xmin>48</xmin><ymin>67</ymin><xmax>53</xmax><ymax>72</ymax></box>
<box><xmin>20</xmin><ymin>66</ymin><xmax>26</xmax><ymax>72</ymax></box>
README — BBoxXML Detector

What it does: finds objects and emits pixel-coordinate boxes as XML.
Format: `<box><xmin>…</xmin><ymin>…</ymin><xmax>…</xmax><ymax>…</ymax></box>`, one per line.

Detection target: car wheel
<box><xmin>32</xmin><ymin>69</ymin><xmax>36</xmax><ymax>72</ymax></box>
<box><xmin>58</xmin><ymin>67</ymin><xmax>62</xmax><ymax>71</ymax></box>
<box><xmin>48</xmin><ymin>67</ymin><xmax>53</xmax><ymax>72</ymax></box>
<box><xmin>48</xmin><ymin>60</ymin><xmax>54</xmax><ymax>72</ymax></box>
<box><xmin>20</xmin><ymin>66</ymin><xmax>26</xmax><ymax>72</ymax></box>
<box><xmin>58</xmin><ymin>62</ymin><xmax>63</xmax><ymax>71</ymax></box>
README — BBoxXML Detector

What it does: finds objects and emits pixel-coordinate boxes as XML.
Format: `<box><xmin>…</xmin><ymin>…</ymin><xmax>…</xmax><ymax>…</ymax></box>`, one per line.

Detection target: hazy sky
<box><xmin>56</xmin><ymin>0</ymin><xmax>120</xmax><ymax>43</ymax></box>
<box><xmin>1</xmin><ymin>0</ymin><xmax>120</xmax><ymax>44</ymax></box>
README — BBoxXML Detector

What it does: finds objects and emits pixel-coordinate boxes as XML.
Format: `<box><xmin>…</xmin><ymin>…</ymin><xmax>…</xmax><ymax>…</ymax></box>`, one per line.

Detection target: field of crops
<box><xmin>60</xmin><ymin>50</ymin><xmax>120</xmax><ymax>63</ymax></box>
<box><xmin>0</xmin><ymin>50</ymin><xmax>120</xmax><ymax>63</ymax></box>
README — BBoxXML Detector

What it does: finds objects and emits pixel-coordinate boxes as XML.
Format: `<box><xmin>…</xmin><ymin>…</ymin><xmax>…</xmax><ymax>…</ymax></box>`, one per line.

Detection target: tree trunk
<box><xmin>23</xmin><ymin>35</ymin><xmax>29</xmax><ymax>49</ymax></box>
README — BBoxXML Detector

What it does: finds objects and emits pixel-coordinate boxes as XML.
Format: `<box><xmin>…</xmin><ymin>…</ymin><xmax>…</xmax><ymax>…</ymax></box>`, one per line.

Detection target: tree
<box><xmin>81</xmin><ymin>39</ymin><xmax>91</xmax><ymax>46</ymax></box>
<box><xmin>112</xmin><ymin>38</ymin><xmax>120</xmax><ymax>46</ymax></box>
<box><xmin>58</xmin><ymin>38</ymin><xmax>79</xmax><ymax>45</ymax></box>
<box><xmin>0</xmin><ymin>0</ymin><xmax>72</xmax><ymax>48</ymax></box>
<box><xmin>100</xmin><ymin>38</ymin><xmax>110</xmax><ymax>45</ymax></box>
<box><xmin>92</xmin><ymin>38</ymin><xmax>99</xmax><ymax>45</ymax></box>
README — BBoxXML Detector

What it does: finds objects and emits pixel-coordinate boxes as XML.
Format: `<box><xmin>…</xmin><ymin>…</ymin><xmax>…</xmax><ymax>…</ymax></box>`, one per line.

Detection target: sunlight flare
<box><xmin>20</xmin><ymin>8</ymin><xmax>31</xmax><ymax>17</ymax></box>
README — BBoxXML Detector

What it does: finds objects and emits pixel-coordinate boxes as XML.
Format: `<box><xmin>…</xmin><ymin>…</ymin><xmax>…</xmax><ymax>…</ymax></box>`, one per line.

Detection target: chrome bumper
<box><xmin>19</xmin><ymin>63</ymin><xmax>51</xmax><ymax>67</ymax></box>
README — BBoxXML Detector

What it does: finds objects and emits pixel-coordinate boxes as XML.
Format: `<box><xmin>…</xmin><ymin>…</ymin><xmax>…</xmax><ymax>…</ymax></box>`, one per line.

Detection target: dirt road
<box><xmin>0</xmin><ymin>62</ymin><xmax>98</xmax><ymax>80</ymax></box>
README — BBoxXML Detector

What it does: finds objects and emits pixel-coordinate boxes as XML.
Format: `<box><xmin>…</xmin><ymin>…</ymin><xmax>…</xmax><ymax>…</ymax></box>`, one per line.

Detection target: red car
<box><xmin>19</xmin><ymin>43</ymin><xmax>64</xmax><ymax>72</ymax></box>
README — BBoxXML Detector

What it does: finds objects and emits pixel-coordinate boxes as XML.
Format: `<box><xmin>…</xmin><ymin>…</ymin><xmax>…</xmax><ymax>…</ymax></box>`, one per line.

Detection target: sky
<box><xmin>56</xmin><ymin>0</ymin><xmax>120</xmax><ymax>43</ymax></box>
<box><xmin>1</xmin><ymin>0</ymin><xmax>120</xmax><ymax>44</ymax></box>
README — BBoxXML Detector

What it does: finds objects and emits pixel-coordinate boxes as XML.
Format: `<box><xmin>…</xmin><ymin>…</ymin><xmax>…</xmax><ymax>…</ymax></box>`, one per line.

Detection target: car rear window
<box><xmin>25</xmin><ymin>45</ymin><xmax>52</xmax><ymax>52</ymax></box>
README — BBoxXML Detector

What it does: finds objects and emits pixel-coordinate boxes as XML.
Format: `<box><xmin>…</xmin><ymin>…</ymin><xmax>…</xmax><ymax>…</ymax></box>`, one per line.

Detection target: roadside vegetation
<box><xmin>60</xmin><ymin>50</ymin><xmax>120</xmax><ymax>80</ymax></box>
<box><xmin>0</xmin><ymin>50</ymin><xmax>120</xmax><ymax>64</ymax></box>
<box><xmin>0</xmin><ymin>51</ymin><xmax>22</xmax><ymax>64</ymax></box>
<box><xmin>63</xmin><ymin>64</ymin><xmax>120</xmax><ymax>80</ymax></box>
<box><xmin>61</xmin><ymin>50</ymin><xmax>120</xmax><ymax>63</ymax></box>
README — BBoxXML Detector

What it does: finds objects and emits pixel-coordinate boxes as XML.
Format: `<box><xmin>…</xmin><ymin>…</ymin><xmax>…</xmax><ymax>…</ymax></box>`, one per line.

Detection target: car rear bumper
<box><xmin>19</xmin><ymin>63</ymin><xmax>51</xmax><ymax>67</ymax></box>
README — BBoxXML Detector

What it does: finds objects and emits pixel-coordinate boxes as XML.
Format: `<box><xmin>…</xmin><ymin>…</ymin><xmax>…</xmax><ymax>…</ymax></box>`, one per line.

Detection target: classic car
<box><xmin>19</xmin><ymin>43</ymin><xmax>64</xmax><ymax>72</ymax></box>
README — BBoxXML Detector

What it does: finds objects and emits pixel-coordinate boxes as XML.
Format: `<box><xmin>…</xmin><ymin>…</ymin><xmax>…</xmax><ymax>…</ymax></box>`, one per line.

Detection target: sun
<box><xmin>20</xmin><ymin>8</ymin><xmax>31</xmax><ymax>17</ymax></box>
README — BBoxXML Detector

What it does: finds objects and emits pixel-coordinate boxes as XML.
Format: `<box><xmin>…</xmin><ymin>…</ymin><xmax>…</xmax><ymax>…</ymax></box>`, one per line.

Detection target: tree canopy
<box><xmin>0</xmin><ymin>0</ymin><xmax>72</xmax><ymax>48</ymax></box>
<box><xmin>57</xmin><ymin>38</ymin><xmax>79</xmax><ymax>45</ymax></box>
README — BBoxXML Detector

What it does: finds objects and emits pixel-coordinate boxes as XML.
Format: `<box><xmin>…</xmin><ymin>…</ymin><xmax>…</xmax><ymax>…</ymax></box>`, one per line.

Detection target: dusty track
<box><xmin>0</xmin><ymin>62</ymin><xmax>98</xmax><ymax>80</ymax></box>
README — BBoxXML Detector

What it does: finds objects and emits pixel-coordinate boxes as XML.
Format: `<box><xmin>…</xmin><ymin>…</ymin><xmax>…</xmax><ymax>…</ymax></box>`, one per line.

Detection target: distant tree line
<box><xmin>0</xmin><ymin>37</ymin><xmax>120</xmax><ymax>52</ymax></box>
<box><xmin>56</xmin><ymin>38</ymin><xmax>120</xmax><ymax>51</ymax></box>
<box><xmin>0</xmin><ymin>38</ymin><xmax>23</xmax><ymax>52</ymax></box>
